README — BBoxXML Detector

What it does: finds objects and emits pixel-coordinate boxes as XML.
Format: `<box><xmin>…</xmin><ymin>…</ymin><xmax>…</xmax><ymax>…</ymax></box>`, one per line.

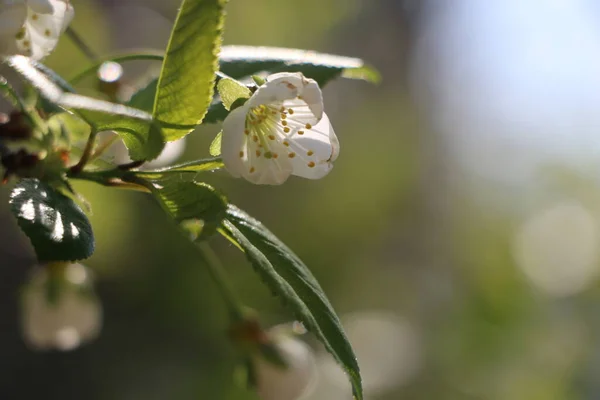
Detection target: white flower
<box><xmin>222</xmin><ymin>72</ymin><xmax>339</xmax><ymax>185</ymax></box>
<box><xmin>0</xmin><ymin>0</ymin><xmax>74</xmax><ymax>60</ymax></box>
<box><xmin>254</xmin><ymin>332</ymin><xmax>318</xmax><ymax>400</ymax></box>
<box><xmin>20</xmin><ymin>262</ymin><xmax>102</xmax><ymax>351</ymax></box>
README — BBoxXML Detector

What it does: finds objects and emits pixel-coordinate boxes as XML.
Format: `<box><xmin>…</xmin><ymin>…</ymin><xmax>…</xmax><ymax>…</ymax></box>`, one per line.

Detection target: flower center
<box><xmin>246</xmin><ymin>104</ymin><xmax>278</xmax><ymax>126</ymax></box>
<box><xmin>245</xmin><ymin>104</ymin><xmax>281</xmax><ymax>155</ymax></box>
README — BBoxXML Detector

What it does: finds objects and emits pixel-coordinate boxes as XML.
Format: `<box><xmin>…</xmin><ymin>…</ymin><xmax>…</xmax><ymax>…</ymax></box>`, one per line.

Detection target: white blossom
<box><xmin>222</xmin><ymin>72</ymin><xmax>339</xmax><ymax>185</ymax></box>
<box><xmin>254</xmin><ymin>332</ymin><xmax>317</xmax><ymax>400</ymax></box>
<box><xmin>21</xmin><ymin>262</ymin><xmax>102</xmax><ymax>351</ymax></box>
<box><xmin>0</xmin><ymin>0</ymin><xmax>74</xmax><ymax>60</ymax></box>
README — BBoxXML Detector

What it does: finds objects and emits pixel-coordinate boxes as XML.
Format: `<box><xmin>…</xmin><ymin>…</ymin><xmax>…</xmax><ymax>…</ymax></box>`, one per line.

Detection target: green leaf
<box><xmin>134</xmin><ymin>157</ymin><xmax>223</xmax><ymax>180</ymax></box>
<box><xmin>209</xmin><ymin>131</ymin><xmax>222</xmax><ymax>156</ymax></box>
<box><xmin>341</xmin><ymin>65</ymin><xmax>381</xmax><ymax>83</ymax></box>
<box><xmin>127</xmin><ymin>78</ymin><xmax>158</xmax><ymax>113</ymax></box>
<box><xmin>47</xmin><ymin>112</ymin><xmax>91</xmax><ymax>145</ymax></box>
<box><xmin>153</xmin><ymin>0</ymin><xmax>227</xmax><ymax>141</ymax></box>
<box><xmin>219</xmin><ymin>45</ymin><xmax>380</xmax><ymax>86</ymax></box>
<box><xmin>150</xmin><ymin>180</ymin><xmax>227</xmax><ymax>238</ymax></box>
<box><xmin>9</xmin><ymin>179</ymin><xmax>95</xmax><ymax>262</ymax></box>
<box><xmin>5</xmin><ymin>55</ymin><xmax>165</xmax><ymax>161</ymax></box>
<box><xmin>217</xmin><ymin>78</ymin><xmax>251</xmax><ymax>110</ymax></box>
<box><xmin>221</xmin><ymin>205</ymin><xmax>363</xmax><ymax>400</ymax></box>
<box><xmin>79</xmin><ymin>111</ymin><xmax>164</xmax><ymax>161</ymax></box>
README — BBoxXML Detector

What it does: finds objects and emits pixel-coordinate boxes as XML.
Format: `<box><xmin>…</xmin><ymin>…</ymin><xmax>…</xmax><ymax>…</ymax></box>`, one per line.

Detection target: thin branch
<box><xmin>196</xmin><ymin>241</ymin><xmax>246</xmax><ymax>321</ymax></box>
<box><xmin>66</xmin><ymin>27</ymin><xmax>99</xmax><ymax>62</ymax></box>
<box><xmin>70</xmin><ymin>128</ymin><xmax>98</xmax><ymax>174</ymax></box>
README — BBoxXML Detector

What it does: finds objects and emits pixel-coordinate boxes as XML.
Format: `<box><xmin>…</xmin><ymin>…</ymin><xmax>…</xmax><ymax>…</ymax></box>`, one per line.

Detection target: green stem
<box><xmin>0</xmin><ymin>76</ymin><xmax>27</xmax><ymax>110</ymax></box>
<box><xmin>70</xmin><ymin>51</ymin><xmax>165</xmax><ymax>85</ymax></box>
<box><xmin>70</xmin><ymin>128</ymin><xmax>98</xmax><ymax>173</ymax></box>
<box><xmin>114</xmin><ymin>173</ymin><xmax>246</xmax><ymax>320</ymax></box>
<box><xmin>196</xmin><ymin>241</ymin><xmax>246</xmax><ymax>321</ymax></box>
<box><xmin>67</xmin><ymin>157</ymin><xmax>223</xmax><ymax>188</ymax></box>
<box><xmin>66</xmin><ymin>27</ymin><xmax>99</xmax><ymax>62</ymax></box>
<box><xmin>67</xmin><ymin>168</ymin><xmax>246</xmax><ymax>319</ymax></box>
<box><xmin>0</xmin><ymin>75</ymin><xmax>44</xmax><ymax>131</ymax></box>
<box><xmin>72</xmin><ymin>167</ymin><xmax>245</xmax><ymax>319</ymax></box>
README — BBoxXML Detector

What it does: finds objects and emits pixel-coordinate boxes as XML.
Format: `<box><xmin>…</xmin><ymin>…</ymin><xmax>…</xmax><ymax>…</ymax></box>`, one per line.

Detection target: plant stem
<box><xmin>70</xmin><ymin>51</ymin><xmax>164</xmax><ymax>85</ymax></box>
<box><xmin>70</xmin><ymin>128</ymin><xmax>98</xmax><ymax>173</ymax></box>
<box><xmin>66</xmin><ymin>27</ymin><xmax>99</xmax><ymax>62</ymax></box>
<box><xmin>196</xmin><ymin>241</ymin><xmax>246</xmax><ymax>321</ymax></box>
<box><xmin>0</xmin><ymin>76</ymin><xmax>27</xmax><ymax>110</ymax></box>
<box><xmin>0</xmin><ymin>76</ymin><xmax>45</xmax><ymax>131</ymax></box>
<box><xmin>67</xmin><ymin>167</ymin><xmax>246</xmax><ymax>320</ymax></box>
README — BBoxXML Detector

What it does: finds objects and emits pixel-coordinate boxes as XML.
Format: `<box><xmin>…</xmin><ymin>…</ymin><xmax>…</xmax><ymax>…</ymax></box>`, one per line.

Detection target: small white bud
<box><xmin>255</xmin><ymin>333</ymin><xmax>317</xmax><ymax>400</ymax></box>
<box><xmin>20</xmin><ymin>262</ymin><xmax>102</xmax><ymax>351</ymax></box>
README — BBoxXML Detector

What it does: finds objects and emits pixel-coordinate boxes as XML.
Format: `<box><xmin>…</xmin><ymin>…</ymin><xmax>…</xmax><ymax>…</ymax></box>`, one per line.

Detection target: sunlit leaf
<box><xmin>221</xmin><ymin>205</ymin><xmax>363</xmax><ymax>400</ymax></box>
<box><xmin>135</xmin><ymin>157</ymin><xmax>223</xmax><ymax>180</ymax></box>
<box><xmin>78</xmin><ymin>111</ymin><xmax>164</xmax><ymax>162</ymax></box>
<box><xmin>217</xmin><ymin>78</ymin><xmax>251</xmax><ymax>110</ymax></box>
<box><xmin>150</xmin><ymin>180</ymin><xmax>227</xmax><ymax>238</ymax></box>
<box><xmin>9</xmin><ymin>179</ymin><xmax>95</xmax><ymax>262</ymax></box>
<box><xmin>153</xmin><ymin>0</ymin><xmax>227</xmax><ymax>140</ymax></box>
<box><xmin>219</xmin><ymin>45</ymin><xmax>380</xmax><ymax>85</ymax></box>
<box><xmin>209</xmin><ymin>131</ymin><xmax>222</xmax><ymax>157</ymax></box>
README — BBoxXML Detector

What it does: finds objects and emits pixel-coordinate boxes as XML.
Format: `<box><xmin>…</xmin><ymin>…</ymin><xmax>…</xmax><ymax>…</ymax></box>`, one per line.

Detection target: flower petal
<box><xmin>265</xmin><ymin>72</ymin><xmax>305</xmax><ymax>86</ymax></box>
<box><xmin>284</xmin><ymin>113</ymin><xmax>338</xmax><ymax>180</ymax></box>
<box><xmin>243</xmin><ymin>138</ymin><xmax>293</xmax><ymax>185</ymax></box>
<box><xmin>0</xmin><ymin>4</ymin><xmax>27</xmax><ymax>37</ymax></box>
<box><xmin>298</xmin><ymin>78</ymin><xmax>323</xmax><ymax>120</ymax></box>
<box><xmin>26</xmin><ymin>0</ymin><xmax>54</xmax><ymax>14</ymax></box>
<box><xmin>11</xmin><ymin>0</ymin><xmax>73</xmax><ymax>59</ymax></box>
<box><xmin>221</xmin><ymin>106</ymin><xmax>249</xmax><ymax>178</ymax></box>
<box><xmin>247</xmin><ymin>79</ymin><xmax>298</xmax><ymax>109</ymax></box>
<box><xmin>246</xmin><ymin>73</ymin><xmax>324</xmax><ymax>120</ymax></box>
<box><xmin>281</xmin><ymin>97</ymin><xmax>320</xmax><ymax>128</ymax></box>
<box><xmin>269</xmin><ymin>73</ymin><xmax>323</xmax><ymax>120</ymax></box>
<box><xmin>326</xmin><ymin>115</ymin><xmax>340</xmax><ymax>162</ymax></box>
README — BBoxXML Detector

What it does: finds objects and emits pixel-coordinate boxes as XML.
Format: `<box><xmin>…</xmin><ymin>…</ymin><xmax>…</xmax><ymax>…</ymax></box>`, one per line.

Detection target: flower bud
<box><xmin>254</xmin><ymin>332</ymin><xmax>317</xmax><ymax>400</ymax></box>
<box><xmin>20</xmin><ymin>262</ymin><xmax>102</xmax><ymax>351</ymax></box>
<box><xmin>1</xmin><ymin>149</ymin><xmax>40</xmax><ymax>182</ymax></box>
<box><xmin>0</xmin><ymin>111</ymin><xmax>32</xmax><ymax>141</ymax></box>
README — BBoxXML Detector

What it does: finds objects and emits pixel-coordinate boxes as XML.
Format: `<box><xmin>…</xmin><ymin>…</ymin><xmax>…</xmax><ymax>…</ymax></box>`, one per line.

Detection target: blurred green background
<box><xmin>2</xmin><ymin>1</ymin><xmax>600</xmax><ymax>399</ymax></box>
